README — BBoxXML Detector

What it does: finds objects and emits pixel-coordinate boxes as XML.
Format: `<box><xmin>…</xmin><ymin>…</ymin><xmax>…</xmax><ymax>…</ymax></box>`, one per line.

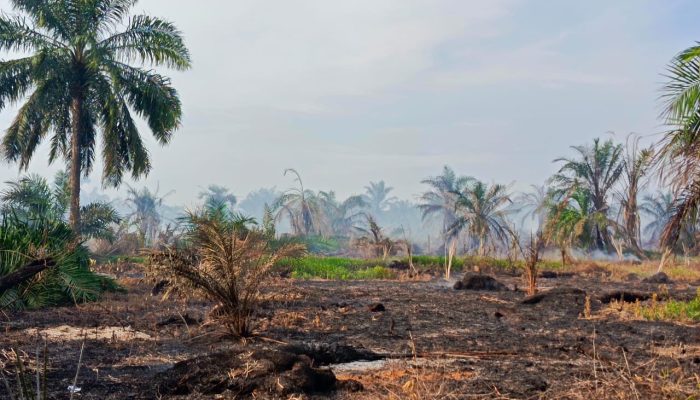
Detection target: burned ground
<box><xmin>1</xmin><ymin>263</ymin><xmax>698</xmax><ymax>399</ymax></box>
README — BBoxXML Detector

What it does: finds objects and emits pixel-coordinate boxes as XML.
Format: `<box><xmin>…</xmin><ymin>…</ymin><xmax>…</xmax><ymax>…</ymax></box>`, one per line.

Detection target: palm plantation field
<box><xmin>1</xmin><ymin>1</ymin><xmax>700</xmax><ymax>399</ymax></box>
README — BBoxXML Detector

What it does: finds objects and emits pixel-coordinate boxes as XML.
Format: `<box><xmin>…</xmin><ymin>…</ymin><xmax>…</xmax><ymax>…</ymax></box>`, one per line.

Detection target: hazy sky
<box><xmin>0</xmin><ymin>0</ymin><xmax>697</xmax><ymax>206</ymax></box>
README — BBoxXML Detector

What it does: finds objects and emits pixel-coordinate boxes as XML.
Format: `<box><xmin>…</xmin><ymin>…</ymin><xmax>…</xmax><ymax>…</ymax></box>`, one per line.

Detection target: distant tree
<box><xmin>641</xmin><ymin>191</ymin><xmax>695</xmax><ymax>251</ymax></box>
<box><xmin>363</xmin><ymin>181</ymin><xmax>396</xmax><ymax>215</ymax></box>
<box><xmin>618</xmin><ymin>134</ymin><xmax>654</xmax><ymax>255</ymax></box>
<box><xmin>318</xmin><ymin>190</ymin><xmax>367</xmax><ymax>237</ymax></box>
<box><xmin>0</xmin><ymin>0</ymin><xmax>190</xmax><ymax>233</ymax></box>
<box><xmin>450</xmin><ymin>180</ymin><xmax>512</xmax><ymax>257</ymax></box>
<box><xmin>517</xmin><ymin>184</ymin><xmax>553</xmax><ymax>230</ymax></box>
<box><xmin>239</xmin><ymin>187</ymin><xmax>282</xmax><ymax>221</ymax></box>
<box><xmin>551</xmin><ymin>138</ymin><xmax>623</xmax><ymax>251</ymax></box>
<box><xmin>273</xmin><ymin>169</ymin><xmax>327</xmax><ymax>236</ymax></box>
<box><xmin>2</xmin><ymin>172</ymin><xmax>119</xmax><ymax>241</ymax></box>
<box><xmin>418</xmin><ymin>166</ymin><xmax>473</xmax><ymax>275</ymax></box>
<box><xmin>199</xmin><ymin>185</ymin><xmax>237</xmax><ymax>210</ymax></box>
<box><xmin>125</xmin><ymin>186</ymin><xmax>170</xmax><ymax>246</ymax></box>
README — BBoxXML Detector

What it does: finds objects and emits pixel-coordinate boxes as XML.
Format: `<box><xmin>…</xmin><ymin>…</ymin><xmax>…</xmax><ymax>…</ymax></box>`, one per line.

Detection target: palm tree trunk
<box><xmin>69</xmin><ymin>95</ymin><xmax>83</xmax><ymax>234</ymax></box>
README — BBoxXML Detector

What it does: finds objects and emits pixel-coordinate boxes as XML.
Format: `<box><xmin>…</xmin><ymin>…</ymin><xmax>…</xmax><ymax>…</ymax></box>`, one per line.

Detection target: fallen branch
<box><xmin>0</xmin><ymin>258</ymin><xmax>56</xmax><ymax>293</ymax></box>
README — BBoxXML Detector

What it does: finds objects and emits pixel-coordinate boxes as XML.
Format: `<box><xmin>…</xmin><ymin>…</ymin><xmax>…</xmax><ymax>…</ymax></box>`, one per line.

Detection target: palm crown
<box><xmin>0</xmin><ymin>0</ymin><xmax>190</xmax><ymax>232</ymax></box>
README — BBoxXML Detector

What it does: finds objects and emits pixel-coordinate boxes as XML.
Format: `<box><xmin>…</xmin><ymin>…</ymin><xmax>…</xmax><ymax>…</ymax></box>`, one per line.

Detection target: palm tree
<box><xmin>656</xmin><ymin>43</ymin><xmax>700</xmax><ymax>257</ymax></box>
<box><xmin>640</xmin><ymin>191</ymin><xmax>693</xmax><ymax>249</ymax></box>
<box><xmin>618</xmin><ymin>134</ymin><xmax>654</xmax><ymax>255</ymax></box>
<box><xmin>0</xmin><ymin>0</ymin><xmax>191</xmax><ymax>234</ymax></box>
<box><xmin>418</xmin><ymin>166</ymin><xmax>473</xmax><ymax>278</ymax></box>
<box><xmin>2</xmin><ymin>172</ymin><xmax>119</xmax><ymax>241</ymax></box>
<box><xmin>364</xmin><ymin>181</ymin><xmax>396</xmax><ymax>215</ymax></box>
<box><xmin>449</xmin><ymin>180</ymin><xmax>512</xmax><ymax>257</ymax></box>
<box><xmin>551</xmin><ymin>138</ymin><xmax>623</xmax><ymax>250</ymax></box>
<box><xmin>318</xmin><ymin>190</ymin><xmax>367</xmax><ymax>237</ymax></box>
<box><xmin>273</xmin><ymin>169</ymin><xmax>328</xmax><ymax>236</ymax></box>
<box><xmin>125</xmin><ymin>185</ymin><xmax>169</xmax><ymax>246</ymax></box>
<box><xmin>199</xmin><ymin>185</ymin><xmax>237</xmax><ymax>211</ymax></box>
<box><xmin>353</xmin><ymin>213</ymin><xmax>394</xmax><ymax>259</ymax></box>
<box><xmin>517</xmin><ymin>184</ymin><xmax>553</xmax><ymax>230</ymax></box>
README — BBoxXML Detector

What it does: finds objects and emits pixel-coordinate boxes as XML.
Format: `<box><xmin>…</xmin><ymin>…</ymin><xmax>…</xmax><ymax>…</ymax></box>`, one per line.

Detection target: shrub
<box><xmin>148</xmin><ymin>210</ymin><xmax>305</xmax><ymax>336</ymax></box>
<box><xmin>0</xmin><ymin>214</ymin><xmax>119</xmax><ymax>310</ymax></box>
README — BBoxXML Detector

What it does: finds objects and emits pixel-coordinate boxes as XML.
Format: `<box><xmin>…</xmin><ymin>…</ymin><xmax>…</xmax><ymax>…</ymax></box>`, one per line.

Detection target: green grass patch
<box><xmin>278</xmin><ymin>256</ymin><xmax>396</xmax><ymax>280</ymax></box>
<box><xmin>635</xmin><ymin>291</ymin><xmax>700</xmax><ymax>322</ymax></box>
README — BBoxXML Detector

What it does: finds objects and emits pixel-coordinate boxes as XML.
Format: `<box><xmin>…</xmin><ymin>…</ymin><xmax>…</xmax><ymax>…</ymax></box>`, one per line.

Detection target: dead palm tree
<box><xmin>617</xmin><ymin>134</ymin><xmax>653</xmax><ymax>256</ymax></box>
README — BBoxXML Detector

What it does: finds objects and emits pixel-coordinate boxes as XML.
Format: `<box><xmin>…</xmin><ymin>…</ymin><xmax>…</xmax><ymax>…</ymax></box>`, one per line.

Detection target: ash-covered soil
<box><xmin>1</xmin><ymin>264</ymin><xmax>698</xmax><ymax>399</ymax></box>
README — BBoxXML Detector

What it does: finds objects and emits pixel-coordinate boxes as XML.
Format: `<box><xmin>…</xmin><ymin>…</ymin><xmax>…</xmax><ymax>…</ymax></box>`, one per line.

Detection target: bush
<box><xmin>148</xmin><ymin>210</ymin><xmax>305</xmax><ymax>337</ymax></box>
<box><xmin>0</xmin><ymin>214</ymin><xmax>119</xmax><ymax>310</ymax></box>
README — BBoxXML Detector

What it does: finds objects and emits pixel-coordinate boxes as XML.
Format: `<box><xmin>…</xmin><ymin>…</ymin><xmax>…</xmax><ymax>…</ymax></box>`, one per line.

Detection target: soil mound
<box><xmin>156</xmin><ymin>346</ymin><xmax>358</xmax><ymax>396</ymax></box>
<box><xmin>598</xmin><ymin>290</ymin><xmax>651</xmax><ymax>304</ymax></box>
<box><xmin>280</xmin><ymin>342</ymin><xmax>382</xmax><ymax>365</ymax></box>
<box><xmin>520</xmin><ymin>287</ymin><xmax>589</xmax><ymax>317</ymax></box>
<box><xmin>642</xmin><ymin>272</ymin><xmax>672</xmax><ymax>284</ymax></box>
<box><xmin>454</xmin><ymin>273</ymin><xmax>508</xmax><ymax>291</ymax></box>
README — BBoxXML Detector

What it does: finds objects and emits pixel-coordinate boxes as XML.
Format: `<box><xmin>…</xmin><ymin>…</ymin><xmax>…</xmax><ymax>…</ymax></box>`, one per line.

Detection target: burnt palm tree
<box><xmin>641</xmin><ymin>191</ymin><xmax>694</xmax><ymax>250</ymax></box>
<box><xmin>551</xmin><ymin>138</ymin><xmax>623</xmax><ymax>250</ymax></box>
<box><xmin>0</xmin><ymin>0</ymin><xmax>190</xmax><ymax>234</ymax></box>
<box><xmin>618</xmin><ymin>134</ymin><xmax>654</xmax><ymax>255</ymax></box>
<box><xmin>517</xmin><ymin>184</ymin><xmax>553</xmax><ymax>230</ymax></box>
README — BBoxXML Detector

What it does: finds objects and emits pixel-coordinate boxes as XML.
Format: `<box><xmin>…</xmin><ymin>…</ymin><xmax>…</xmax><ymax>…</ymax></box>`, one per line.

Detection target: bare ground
<box><xmin>1</xmin><ymin>263</ymin><xmax>699</xmax><ymax>399</ymax></box>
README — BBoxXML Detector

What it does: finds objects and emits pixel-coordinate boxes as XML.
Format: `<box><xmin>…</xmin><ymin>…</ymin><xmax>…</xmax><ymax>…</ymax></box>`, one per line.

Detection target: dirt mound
<box><xmin>598</xmin><ymin>290</ymin><xmax>651</xmax><ymax>303</ymax></box>
<box><xmin>642</xmin><ymin>272</ymin><xmax>672</xmax><ymax>284</ymax></box>
<box><xmin>520</xmin><ymin>287</ymin><xmax>589</xmax><ymax>317</ymax></box>
<box><xmin>576</xmin><ymin>263</ymin><xmax>611</xmax><ymax>278</ymax></box>
<box><xmin>454</xmin><ymin>273</ymin><xmax>508</xmax><ymax>291</ymax></box>
<box><xmin>280</xmin><ymin>342</ymin><xmax>382</xmax><ymax>365</ymax></box>
<box><xmin>156</xmin><ymin>345</ymin><xmax>361</xmax><ymax>396</ymax></box>
<box><xmin>539</xmin><ymin>270</ymin><xmax>575</xmax><ymax>279</ymax></box>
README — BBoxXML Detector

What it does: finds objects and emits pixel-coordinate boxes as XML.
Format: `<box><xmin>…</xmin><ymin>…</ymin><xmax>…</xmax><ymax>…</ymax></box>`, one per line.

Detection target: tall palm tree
<box><xmin>551</xmin><ymin>138</ymin><xmax>623</xmax><ymax>250</ymax></box>
<box><xmin>418</xmin><ymin>166</ymin><xmax>473</xmax><ymax>237</ymax></box>
<box><xmin>449</xmin><ymin>180</ymin><xmax>512</xmax><ymax>257</ymax></box>
<box><xmin>418</xmin><ymin>166</ymin><xmax>473</xmax><ymax>277</ymax></box>
<box><xmin>656</xmin><ymin>43</ymin><xmax>700</xmax><ymax>255</ymax></box>
<box><xmin>363</xmin><ymin>181</ymin><xmax>396</xmax><ymax>215</ymax></box>
<box><xmin>199</xmin><ymin>185</ymin><xmax>237</xmax><ymax>211</ymax></box>
<box><xmin>0</xmin><ymin>0</ymin><xmax>191</xmax><ymax>234</ymax></box>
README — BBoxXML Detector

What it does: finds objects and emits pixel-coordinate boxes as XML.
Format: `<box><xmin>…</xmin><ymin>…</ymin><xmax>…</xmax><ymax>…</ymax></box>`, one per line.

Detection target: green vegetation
<box><xmin>636</xmin><ymin>292</ymin><xmax>700</xmax><ymax>322</ymax></box>
<box><xmin>282</xmin><ymin>256</ymin><xmax>394</xmax><ymax>280</ymax></box>
<box><xmin>0</xmin><ymin>0</ymin><xmax>190</xmax><ymax>232</ymax></box>
<box><xmin>0</xmin><ymin>214</ymin><xmax>119</xmax><ymax>310</ymax></box>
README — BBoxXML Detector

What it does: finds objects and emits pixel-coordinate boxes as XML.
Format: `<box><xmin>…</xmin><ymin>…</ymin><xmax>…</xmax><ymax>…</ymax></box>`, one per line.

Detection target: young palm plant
<box><xmin>0</xmin><ymin>0</ymin><xmax>191</xmax><ymax>233</ymax></box>
<box><xmin>149</xmin><ymin>209</ymin><xmax>305</xmax><ymax>337</ymax></box>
